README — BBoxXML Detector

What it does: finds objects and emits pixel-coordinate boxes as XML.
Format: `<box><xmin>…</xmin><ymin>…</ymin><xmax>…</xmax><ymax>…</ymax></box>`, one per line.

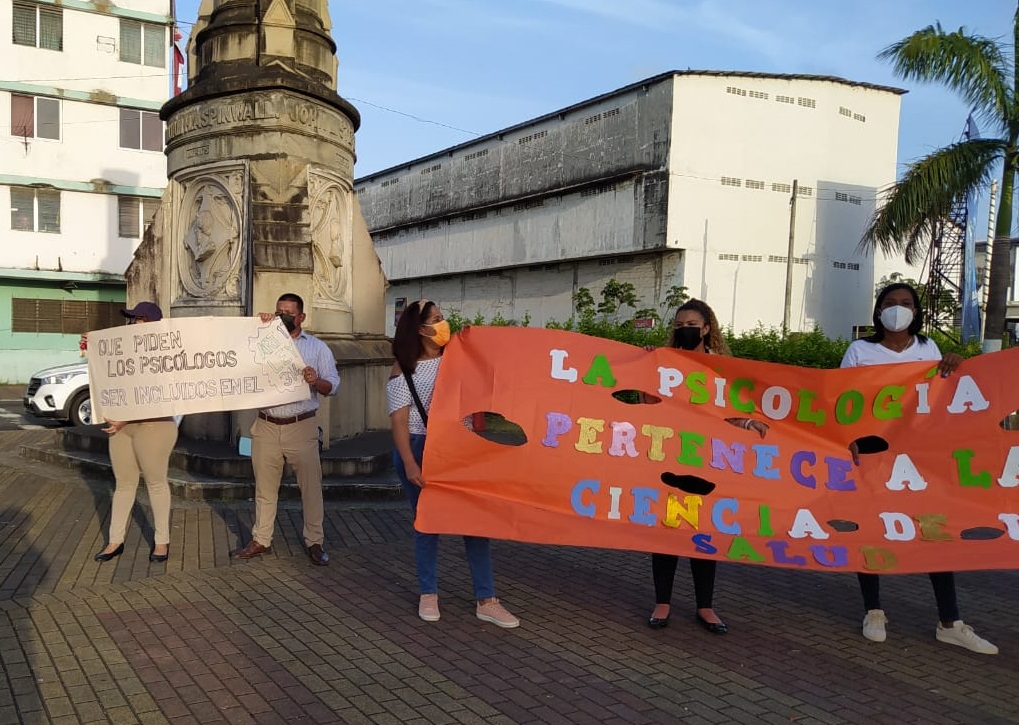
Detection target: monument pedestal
<box><xmin>125</xmin><ymin>0</ymin><xmax>388</xmax><ymax>443</ymax></box>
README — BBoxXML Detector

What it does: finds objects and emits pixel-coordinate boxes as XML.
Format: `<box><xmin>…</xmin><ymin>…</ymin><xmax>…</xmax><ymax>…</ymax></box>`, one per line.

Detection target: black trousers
<box><xmin>857</xmin><ymin>571</ymin><xmax>959</xmax><ymax>622</ymax></box>
<box><xmin>652</xmin><ymin>554</ymin><xmax>716</xmax><ymax>609</ymax></box>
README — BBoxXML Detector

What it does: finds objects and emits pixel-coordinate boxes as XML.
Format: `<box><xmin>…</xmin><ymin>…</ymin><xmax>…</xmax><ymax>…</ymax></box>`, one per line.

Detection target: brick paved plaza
<box><xmin>1</xmin><ymin>428</ymin><xmax>1018</xmax><ymax>725</ymax></box>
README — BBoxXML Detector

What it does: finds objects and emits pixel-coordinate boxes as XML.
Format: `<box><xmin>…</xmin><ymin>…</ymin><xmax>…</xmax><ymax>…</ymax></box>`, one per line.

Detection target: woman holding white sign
<box><xmin>93</xmin><ymin>302</ymin><xmax>178</xmax><ymax>565</ymax></box>
<box><xmin>842</xmin><ymin>282</ymin><xmax>996</xmax><ymax>654</ymax></box>
<box><xmin>387</xmin><ymin>299</ymin><xmax>519</xmax><ymax>628</ymax></box>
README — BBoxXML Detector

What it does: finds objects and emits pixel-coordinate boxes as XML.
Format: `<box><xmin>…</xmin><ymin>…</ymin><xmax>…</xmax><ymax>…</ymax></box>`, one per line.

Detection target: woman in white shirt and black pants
<box><xmin>841</xmin><ymin>282</ymin><xmax>996</xmax><ymax>654</ymax></box>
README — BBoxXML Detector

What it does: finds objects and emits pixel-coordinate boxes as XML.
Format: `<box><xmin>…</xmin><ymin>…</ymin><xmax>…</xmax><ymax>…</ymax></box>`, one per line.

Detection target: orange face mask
<box><xmin>427</xmin><ymin>320</ymin><xmax>451</xmax><ymax>347</ymax></box>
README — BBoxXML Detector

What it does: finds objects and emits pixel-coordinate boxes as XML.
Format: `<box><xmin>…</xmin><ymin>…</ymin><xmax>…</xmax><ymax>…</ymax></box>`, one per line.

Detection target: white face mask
<box><xmin>880</xmin><ymin>305</ymin><xmax>914</xmax><ymax>332</ymax></box>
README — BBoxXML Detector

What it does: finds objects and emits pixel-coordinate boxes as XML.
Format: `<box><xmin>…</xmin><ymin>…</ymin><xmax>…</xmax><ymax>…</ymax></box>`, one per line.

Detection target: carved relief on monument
<box><xmin>308</xmin><ymin>166</ymin><xmax>353</xmax><ymax>311</ymax></box>
<box><xmin>173</xmin><ymin>162</ymin><xmax>248</xmax><ymax>305</ymax></box>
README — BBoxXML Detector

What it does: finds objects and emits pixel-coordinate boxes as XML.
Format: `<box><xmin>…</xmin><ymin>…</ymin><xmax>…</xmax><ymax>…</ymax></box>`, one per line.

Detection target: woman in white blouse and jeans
<box><xmin>387</xmin><ymin>299</ymin><xmax>519</xmax><ymax>628</ymax></box>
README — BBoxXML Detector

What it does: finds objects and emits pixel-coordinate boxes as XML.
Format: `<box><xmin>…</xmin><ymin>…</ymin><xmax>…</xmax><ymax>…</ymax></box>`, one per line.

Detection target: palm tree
<box><xmin>862</xmin><ymin>7</ymin><xmax>1017</xmax><ymax>350</ymax></box>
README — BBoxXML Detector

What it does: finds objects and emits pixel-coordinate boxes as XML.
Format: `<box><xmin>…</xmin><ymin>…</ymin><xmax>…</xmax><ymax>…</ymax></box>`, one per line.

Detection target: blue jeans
<box><xmin>395</xmin><ymin>434</ymin><xmax>495</xmax><ymax>599</ymax></box>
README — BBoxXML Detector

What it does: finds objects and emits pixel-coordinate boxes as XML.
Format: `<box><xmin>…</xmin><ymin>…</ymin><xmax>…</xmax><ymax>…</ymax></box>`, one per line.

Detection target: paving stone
<box><xmin>1</xmin><ymin>432</ymin><xmax>1018</xmax><ymax>725</ymax></box>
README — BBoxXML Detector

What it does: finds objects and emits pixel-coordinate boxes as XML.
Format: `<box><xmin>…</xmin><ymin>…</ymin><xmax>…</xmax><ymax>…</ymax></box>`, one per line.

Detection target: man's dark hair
<box><xmin>277</xmin><ymin>293</ymin><xmax>304</xmax><ymax>313</ymax></box>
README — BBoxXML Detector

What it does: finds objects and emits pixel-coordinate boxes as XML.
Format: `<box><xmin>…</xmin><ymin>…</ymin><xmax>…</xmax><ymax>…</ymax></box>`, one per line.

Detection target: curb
<box><xmin>19</xmin><ymin>445</ymin><xmax>404</xmax><ymax>503</ymax></box>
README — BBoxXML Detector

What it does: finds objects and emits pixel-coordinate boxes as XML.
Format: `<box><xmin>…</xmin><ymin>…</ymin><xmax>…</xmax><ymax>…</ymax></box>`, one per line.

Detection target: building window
<box><xmin>119</xmin><ymin>19</ymin><xmax>165</xmax><ymax>67</ymax></box>
<box><xmin>10</xmin><ymin>187</ymin><xmax>60</xmax><ymax>233</ymax></box>
<box><xmin>10</xmin><ymin>94</ymin><xmax>60</xmax><ymax>139</ymax></box>
<box><xmin>119</xmin><ymin>108</ymin><xmax>162</xmax><ymax>151</ymax></box>
<box><xmin>117</xmin><ymin>196</ymin><xmax>160</xmax><ymax>238</ymax></box>
<box><xmin>745</xmin><ymin>179</ymin><xmax>765</xmax><ymax>190</ymax></box>
<box><xmin>12</xmin><ymin>298</ymin><xmax>121</xmax><ymax>334</ymax></box>
<box><xmin>720</xmin><ymin>176</ymin><xmax>741</xmax><ymax>187</ymax></box>
<box><xmin>12</xmin><ymin>2</ymin><xmax>62</xmax><ymax>50</ymax></box>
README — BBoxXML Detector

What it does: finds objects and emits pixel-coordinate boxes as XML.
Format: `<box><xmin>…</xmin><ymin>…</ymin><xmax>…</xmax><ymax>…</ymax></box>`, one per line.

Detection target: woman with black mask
<box><xmin>646</xmin><ymin>299</ymin><xmax>768</xmax><ymax>633</ymax></box>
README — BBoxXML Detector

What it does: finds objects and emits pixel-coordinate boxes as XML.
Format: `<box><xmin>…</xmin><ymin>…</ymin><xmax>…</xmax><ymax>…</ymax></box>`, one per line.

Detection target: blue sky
<box><xmin>174</xmin><ymin>0</ymin><xmax>1012</xmax><ymax>195</ymax></box>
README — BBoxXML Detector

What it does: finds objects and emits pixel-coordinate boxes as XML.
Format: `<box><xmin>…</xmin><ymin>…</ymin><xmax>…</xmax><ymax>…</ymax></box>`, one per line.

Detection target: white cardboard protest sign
<box><xmin>87</xmin><ymin>317</ymin><xmax>311</xmax><ymax>423</ymax></box>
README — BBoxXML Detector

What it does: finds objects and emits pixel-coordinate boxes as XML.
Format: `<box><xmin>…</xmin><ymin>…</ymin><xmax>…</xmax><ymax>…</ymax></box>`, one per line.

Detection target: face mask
<box><xmin>673</xmin><ymin>326</ymin><xmax>705</xmax><ymax>351</ymax></box>
<box><xmin>879</xmin><ymin>305</ymin><xmax>913</xmax><ymax>333</ymax></box>
<box><xmin>427</xmin><ymin>319</ymin><xmax>451</xmax><ymax>347</ymax></box>
<box><xmin>278</xmin><ymin>313</ymin><xmax>297</xmax><ymax>333</ymax></box>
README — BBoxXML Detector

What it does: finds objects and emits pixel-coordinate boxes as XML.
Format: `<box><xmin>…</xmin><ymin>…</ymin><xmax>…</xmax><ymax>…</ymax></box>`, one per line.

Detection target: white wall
<box><xmin>1</xmin><ymin>93</ymin><xmax>166</xmax><ymax>188</ymax></box>
<box><xmin>375</xmin><ymin>182</ymin><xmax>639</xmax><ymax>279</ymax></box>
<box><xmin>0</xmin><ymin>186</ymin><xmax>140</xmax><ymax>274</ymax></box>
<box><xmin>667</xmin><ymin>75</ymin><xmax>902</xmax><ymax>337</ymax></box>
<box><xmin>2</xmin><ymin>2</ymin><xmax>170</xmax><ymax>101</ymax></box>
<box><xmin>384</xmin><ymin>251</ymin><xmax>684</xmax><ymax>336</ymax></box>
<box><xmin>0</xmin><ymin>0</ymin><xmax>170</xmax><ymax>277</ymax></box>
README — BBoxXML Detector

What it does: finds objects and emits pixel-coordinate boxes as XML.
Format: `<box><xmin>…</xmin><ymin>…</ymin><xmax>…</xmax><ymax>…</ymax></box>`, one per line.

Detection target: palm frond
<box><xmin>860</xmin><ymin>138</ymin><xmax>1006</xmax><ymax>264</ymax></box>
<box><xmin>879</xmin><ymin>23</ymin><xmax>1013</xmax><ymax>128</ymax></box>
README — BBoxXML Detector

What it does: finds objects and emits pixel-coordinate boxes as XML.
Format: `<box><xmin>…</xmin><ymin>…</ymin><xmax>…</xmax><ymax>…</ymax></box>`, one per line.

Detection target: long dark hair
<box><xmin>864</xmin><ymin>282</ymin><xmax>927</xmax><ymax>343</ymax></box>
<box><xmin>392</xmin><ymin>299</ymin><xmax>436</xmax><ymax>373</ymax></box>
<box><xmin>671</xmin><ymin>299</ymin><xmax>731</xmax><ymax>356</ymax></box>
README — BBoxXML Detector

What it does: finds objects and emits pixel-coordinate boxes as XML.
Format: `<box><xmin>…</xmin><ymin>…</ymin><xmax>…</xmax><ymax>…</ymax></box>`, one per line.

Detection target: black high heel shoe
<box><xmin>94</xmin><ymin>543</ymin><xmax>124</xmax><ymax>562</ymax></box>
<box><xmin>149</xmin><ymin>547</ymin><xmax>169</xmax><ymax>563</ymax></box>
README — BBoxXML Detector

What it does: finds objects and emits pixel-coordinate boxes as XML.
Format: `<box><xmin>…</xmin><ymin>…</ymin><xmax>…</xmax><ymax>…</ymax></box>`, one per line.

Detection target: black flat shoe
<box><xmin>696</xmin><ymin>614</ymin><xmax>728</xmax><ymax>635</ymax></box>
<box><xmin>647</xmin><ymin>614</ymin><xmax>670</xmax><ymax>629</ymax></box>
<box><xmin>94</xmin><ymin>543</ymin><xmax>124</xmax><ymax>562</ymax></box>
<box><xmin>149</xmin><ymin>549</ymin><xmax>169</xmax><ymax>563</ymax></box>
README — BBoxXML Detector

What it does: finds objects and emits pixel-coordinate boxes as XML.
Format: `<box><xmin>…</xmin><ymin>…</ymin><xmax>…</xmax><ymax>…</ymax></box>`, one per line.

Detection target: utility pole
<box><xmin>782</xmin><ymin>180</ymin><xmax>798</xmax><ymax>331</ymax></box>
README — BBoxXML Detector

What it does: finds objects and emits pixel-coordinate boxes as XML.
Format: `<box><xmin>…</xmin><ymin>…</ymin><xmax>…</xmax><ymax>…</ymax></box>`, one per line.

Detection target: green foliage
<box><xmin>725</xmin><ymin>326</ymin><xmax>850</xmax><ymax>368</ymax></box>
<box><xmin>446</xmin><ymin>309</ymin><xmax>530</xmax><ymax>333</ymax></box>
<box><xmin>596</xmin><ymin>279</ymin><xmax>639</xmax><ymax>315</ymax></box>
<box><xmin>663</xmin><ymin>285</ymin><xmax>690</xmax><ymax>313</ymax></box>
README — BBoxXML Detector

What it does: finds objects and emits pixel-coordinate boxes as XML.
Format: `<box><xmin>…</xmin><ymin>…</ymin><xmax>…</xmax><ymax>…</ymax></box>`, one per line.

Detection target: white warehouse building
<box><xmin>1</xmin><ymin>0</ymin><xmax>172</xmax><ymax>382</ymax></box>
<box><xmin>356</xmin><ymin>71</ymin><xmax>910</xmax><ymax>338</ymax></box>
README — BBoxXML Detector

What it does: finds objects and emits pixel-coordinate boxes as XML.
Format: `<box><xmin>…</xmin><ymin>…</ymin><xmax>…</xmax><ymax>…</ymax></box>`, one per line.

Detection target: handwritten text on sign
<box><xmin>88</xmin><ymin>317</ymin><xmax>310</xmax><ymax>422</ymax></box>
<box><xmin>416</xmin><ymin>327</ymin><xmax>1019</xmax><ymax>574</ymax></box>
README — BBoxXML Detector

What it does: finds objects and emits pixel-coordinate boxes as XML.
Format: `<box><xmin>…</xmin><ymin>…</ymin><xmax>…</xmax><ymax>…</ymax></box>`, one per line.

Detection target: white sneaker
<box><xmin>418</xmin><ymin>594</ymin><xmax>440</xmax><ymax>622</ymax></box>
<box><xmin>936</xmin><ymin>621</ymin><xmax>998</xmax><ymax>654</ymax></box>
<box><xmin>862</xmin><ymin>609</ymin><xmax>887</xmax><ymax>642</ymax></box>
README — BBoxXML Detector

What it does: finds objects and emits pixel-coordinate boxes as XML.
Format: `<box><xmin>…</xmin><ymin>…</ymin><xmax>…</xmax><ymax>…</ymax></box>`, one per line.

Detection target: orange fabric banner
<box><xmin>416</xmin><ymin>327</ymin><xmax>1019</xmax><ymax>574</ymax></box>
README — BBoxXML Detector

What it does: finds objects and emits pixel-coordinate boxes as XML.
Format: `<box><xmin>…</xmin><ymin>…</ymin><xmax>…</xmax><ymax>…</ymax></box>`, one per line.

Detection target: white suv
<box><xmin>23</xmin><ymin>361</ymin><xmax>92</xmax><ymax>426</ymax></box>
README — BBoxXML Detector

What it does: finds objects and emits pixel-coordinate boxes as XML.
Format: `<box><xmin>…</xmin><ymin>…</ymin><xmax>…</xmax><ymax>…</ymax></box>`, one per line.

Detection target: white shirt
<box><xmin>840</xmin><ymin>337</ymin><xmax>942</xmax><ymax>368</ymax></box>
<box><xmin>387</xmin><ymin>357</ymin><xmax>441</xmax><ymax>435</ymax></box>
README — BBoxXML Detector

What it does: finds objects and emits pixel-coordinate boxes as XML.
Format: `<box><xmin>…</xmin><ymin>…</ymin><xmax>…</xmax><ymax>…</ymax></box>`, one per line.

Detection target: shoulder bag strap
<box><xmin>403</xmin><ymin>370</ymin><xmax>429</xmax><ymax>428</ymax></box>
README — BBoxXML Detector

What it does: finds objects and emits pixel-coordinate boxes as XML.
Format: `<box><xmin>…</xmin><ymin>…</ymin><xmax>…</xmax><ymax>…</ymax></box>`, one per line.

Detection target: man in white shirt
<box><xmin>232</xmin><ymin>293</ymin><xmax>340</xmax><ymax>566</ymax></box>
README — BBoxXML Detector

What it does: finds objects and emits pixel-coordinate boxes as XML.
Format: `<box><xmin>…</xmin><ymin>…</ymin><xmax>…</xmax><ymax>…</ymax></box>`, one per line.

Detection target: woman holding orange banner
<box><xmin>842</xmin><ymin>282</ymin><xmax>996</xmax><ymax>654</ymax></box>
<box><xmin>388</xmin><ymin>299</ymin><xmax>520</xmax><ymax>628</ymax></box>
<box><xmin>647</xmin><ymin>299</ymin><xmax>768</xmax><ymax>634</ymax></box>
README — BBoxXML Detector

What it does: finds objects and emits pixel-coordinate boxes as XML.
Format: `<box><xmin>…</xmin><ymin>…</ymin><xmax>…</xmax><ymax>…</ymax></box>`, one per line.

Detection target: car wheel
<box><xmin>69</xmin><ymin>391</ymin><xmax>92</xmax><ymax>427</ymax></box>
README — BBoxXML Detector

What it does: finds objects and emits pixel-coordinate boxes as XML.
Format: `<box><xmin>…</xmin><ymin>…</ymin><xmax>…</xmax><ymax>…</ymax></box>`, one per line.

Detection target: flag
<box><xmin>960</xmin><ymin>113</ymin><xmax>981</xmax><ymax>343</ymax></box>
<box><xmin>173</xmin><ymin>43</ymin><xmax>185</xmax><ymax>96</ymax></box>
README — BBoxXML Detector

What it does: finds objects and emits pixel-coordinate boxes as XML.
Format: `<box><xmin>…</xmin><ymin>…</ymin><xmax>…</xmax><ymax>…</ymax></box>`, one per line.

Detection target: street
<box><xmin>0</xmin><ymin>397</ymin><xmax>65</xmax><ymax>432</ymax></box>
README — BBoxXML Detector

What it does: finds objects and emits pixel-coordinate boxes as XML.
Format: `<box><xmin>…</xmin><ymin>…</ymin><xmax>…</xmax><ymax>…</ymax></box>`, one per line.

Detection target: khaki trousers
<box><xmin>250</xmin><ymin>416</ymin><xmax>324</xmax><ymax>548</ymax></box>
<box><xmin>107</xmin><ymin>420</ymin><xmax>177</xmax><ymax>546</ymax></box>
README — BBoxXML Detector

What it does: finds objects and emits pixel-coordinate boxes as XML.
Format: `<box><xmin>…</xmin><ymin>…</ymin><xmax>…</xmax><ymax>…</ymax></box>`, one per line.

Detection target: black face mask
<box><xmin>673</xmin><ymin>327</ymin><xmax>705</xmax><ymax>351</ymax></box>
<box><xmin>278</xmin><ymin>313</ymin><xmax>297</xmax><ymax>333</ymax></box>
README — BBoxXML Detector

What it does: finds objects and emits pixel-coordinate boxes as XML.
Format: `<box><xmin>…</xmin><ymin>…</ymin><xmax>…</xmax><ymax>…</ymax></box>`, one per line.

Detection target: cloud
<box><xmin>528</xmin><ymin>0</ymin><xmax>790</xmax><ymax>64</ymax></box>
